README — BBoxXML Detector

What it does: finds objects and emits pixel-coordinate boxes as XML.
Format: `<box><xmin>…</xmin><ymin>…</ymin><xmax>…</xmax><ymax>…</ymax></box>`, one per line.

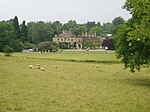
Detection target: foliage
<box><xmin>112</xmin><ymin>17</ymin><xmax>125</xmax><ymax>27</ymax></box>
<box><xmin>9</xmin><ymin>39</ymin><xmax>23</xmax><ymax>52</ymax></box>
<box><xmin>114</xmin><ymin>0</ymin><xmax>150</xmax><ymax>72</ymax></box>
<box><xmin>20</xmin><ymin>20</ymin><xmax>28</xmax><ymax>43</ymax></box>
<box><xmin>13</xmin><ymin>16</ymin><xmax>21</xmax><ymax>39</ymax></box>
<box><xmin>24</xmin><ymin>42</ymin><xmax>36</xmax><ymax>49</ymax></box>
<box><xmin>27</xmin><ymin>21</ymin><xmax>54</xmax><ymax>44</ymax></box>
<box><xmin>37</xmin><ymin>41</ymin><xmax>58</xmax><ymax>52</ymax></box>
<box><xmin>89</xmin><ymin>26</ymin><xmax>102</xmax><ymax>36</ymax></box>
<box><xmin>83</xmin><ymin>42</ymin><xmax>99</xmax><ymax>49</ymax></box>
<box><xmin>58</xmin><ymin>42</ymin><xmax>70</xmax><ymax>49</ymax></box>
<box><xmin>102</xmin><ymin>22</ymin><xmax>114</xmax><ymax>34</ymax></box>
<box><xmin>102</xmin><ymin>37</ymin><xmax>115</xmax><ymax>50</ymax></box>
<box><xmin>3</xmin><ymin>45</ymin><xmax>13</xmax><ymax>56</ymax></box>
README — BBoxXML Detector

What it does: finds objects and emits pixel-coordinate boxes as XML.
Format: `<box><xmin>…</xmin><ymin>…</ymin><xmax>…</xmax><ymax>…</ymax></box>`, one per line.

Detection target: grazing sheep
<box><xmin>37</xmin><ymin>64</ymin><xmax>40</xmax><ymax>66</ymax></box>
<box><xmin>113</xmin><ymin>71</ymin><xmax>118</xmax><ymax>75</ymax></box>
<box><xmin>40</xmin><ymin>67</ymin><xmax>45</xmax><ymax>71</ymax></box>
<box><xmin>96</xmin><ymin>65</ymin><xmax>99</xmax><ymax>68</ymax></box>
<box><xmin>36</xmin><ymin>64</ymin><xmax>41</xmax><ymax>69</ymax></box>
<box><xmin>54</xmin><ymin>66</ymin><xmax>57</xmax><ymax>69</ymax></box>
<box><xmin>29</xmin><ymin>65</ymin><xmax>34</xmax><ymax>68</ymax></box>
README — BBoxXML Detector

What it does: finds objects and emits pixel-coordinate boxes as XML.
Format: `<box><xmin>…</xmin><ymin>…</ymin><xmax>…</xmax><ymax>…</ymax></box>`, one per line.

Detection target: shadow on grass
<box><xmin>11</xmin><ymin>55</ymin><xmax>121</xmax><ymax>64</ymax></box>
<box><xmin>118</xmin><ymin>77</ymin><xmax>150</xmax><ymax>88</ymax></box>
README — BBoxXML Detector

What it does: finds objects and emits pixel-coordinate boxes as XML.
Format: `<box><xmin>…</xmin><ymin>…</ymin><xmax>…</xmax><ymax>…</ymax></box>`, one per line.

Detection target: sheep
<box><xmin>40</xmin><ymin>67</ymin><xmax>45</xmax><ymax>71</ymax></box>
<box><xmin>113</xmin><ymin>71</ymin><xmax>118</xmax><ymax>75</ymax></box>
<box><xmin>29</xmin><ymin>65</ymin><xmax>34</xmax><ymax>68</ymax></box>
<box><xmin>36</xmin><ymin>64</ymin><xmax>41</xmax><ymax>69</ymax></box>
<box><xmin>54</xmin><ymin>66</ymin><xmax>57</xmax><ymax>69</ymax></box>
<box><xmin>37</xmin><ymin>64</ymin><xmax>40</xmax><ymax>66</ymax></box>
<box><xmin>96</xmin><ymin>65</ymin><xmax>99</xmax><ymax>68</ymax></box>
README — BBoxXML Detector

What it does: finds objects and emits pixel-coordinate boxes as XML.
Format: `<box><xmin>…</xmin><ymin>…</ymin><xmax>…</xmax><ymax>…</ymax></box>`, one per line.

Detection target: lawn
<box><xmin>0</xmin><ymin>51</ymin><xmax>150</xmax><ymax>112</ymax></box>
<box><xmin>0</xmin><ymin>50</ymin><xmax>118</xmax><ymax>62</ymax></box>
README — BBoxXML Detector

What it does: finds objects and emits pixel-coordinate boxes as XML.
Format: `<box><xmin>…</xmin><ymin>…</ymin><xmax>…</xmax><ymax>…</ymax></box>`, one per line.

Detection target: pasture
<box><xmin>0</xmin><ymin>51</ymin><xmax>150</xmax><ymax>112</ymax></box>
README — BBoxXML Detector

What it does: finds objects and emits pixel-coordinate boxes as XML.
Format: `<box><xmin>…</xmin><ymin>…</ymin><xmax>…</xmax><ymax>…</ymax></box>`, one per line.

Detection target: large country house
<box><xmin>53</xmin><ymin>31</ymin><xmax>106</xmax><ymax>49</ymax></box>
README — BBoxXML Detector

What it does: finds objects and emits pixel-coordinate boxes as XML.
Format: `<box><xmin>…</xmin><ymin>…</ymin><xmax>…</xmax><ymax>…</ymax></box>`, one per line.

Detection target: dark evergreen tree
<box><xmin>13</xmin><ymin>16</ymin><xmax>21</xmax><ymax>39</ymax></box>
<box><xmin>21</xmin><ymin>20</ymin><xmax>28</xmax><ymax>43</ymax></box>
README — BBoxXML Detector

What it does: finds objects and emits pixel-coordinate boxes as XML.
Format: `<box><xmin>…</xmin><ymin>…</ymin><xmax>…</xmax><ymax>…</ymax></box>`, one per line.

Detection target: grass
<box><xmin>0</xmin><ymin>50</ymin><xmax>118</xmax><ymax>63</ymax></box>
<box><xmin>0</xmin><ymin>51</ymin><xmax>150</xmax><ymax>112</ymax></box>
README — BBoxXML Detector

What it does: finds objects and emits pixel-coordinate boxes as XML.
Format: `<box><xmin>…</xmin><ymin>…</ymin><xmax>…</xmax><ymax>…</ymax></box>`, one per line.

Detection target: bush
<box><xmin>24</xmin><ymin>42</ymin><xmax>36</xmax><ymax>49</ymax></box>
<box><xmin>4</xmin><ymin>45</ymin><xmax>13</xmax><ymax>56</ymax></box>
<box><xmin>37</xmin><ymin>41</ymin><xmax>58</xmax><ymax>52</ymax></box>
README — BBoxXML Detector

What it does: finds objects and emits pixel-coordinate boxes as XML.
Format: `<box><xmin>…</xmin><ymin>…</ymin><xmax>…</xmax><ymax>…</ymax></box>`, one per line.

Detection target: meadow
<box><xmin>0</xmin><ymin>51</ymin><xmax>150</xmax><ymax>112</ymax></box>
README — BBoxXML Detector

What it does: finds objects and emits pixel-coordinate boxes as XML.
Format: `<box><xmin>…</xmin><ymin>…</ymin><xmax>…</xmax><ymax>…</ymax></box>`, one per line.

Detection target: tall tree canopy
<box><xmin>13</xmin><ymin>16</ymin><xmax>21</xmax><ymax>39</ymax></box>
<box><xmin>20</xmin><ymin>20</ymin><xmax>28</xmax><ymax>43</ymax></box>
<box><xmin>112</xmin><ymin>17</ymin><xmax>125</xmax><ymax>27</ymax></box>
<box><xmin>114</xmin><ymin>0</ymin><xmax>150</xmax><ymax>72</ymax></box>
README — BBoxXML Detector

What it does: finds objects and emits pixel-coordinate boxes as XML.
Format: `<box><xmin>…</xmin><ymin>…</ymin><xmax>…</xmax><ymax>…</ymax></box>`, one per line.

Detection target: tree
<box><xmin>63</xmin><ymin>20</ymin><xmax>77</xmax><ymax>31</ymax></box>
<box><xmin>37</xmin><ymin>41</ymin><xmax>58</xmax><ymax>52</ymax></box>
<box><xmin>114</xmin><ymin>0</ymin><xmax>150</xmax><ymax>72</ymax></box>
<box><xmin>89</xmin><ymin>26</ymin><xmax>102</xmax><ymax>36</ymax></box>
<box><xmin>52</xmin><ymin>21</ymin><xmax>63</xmax><ymax>35</ymax></box>
<box><xmin>112</xmin><ymin>17</ymin><xmax>125</xmax><ymax>27</ymax></box>
<box><xmin>102</xmin><ymin>38</ymin><xmax>115</xmax><ymax>50</ymax></box>
<box><xmin>20</xmin><ymin>20</ymin><xmax>28</xmax><ymax>43</ymax></box>
<box><xmin>0</xmin><ymin>20</ymin><xmax>16</xmax><ymax>52</ymax></box>
<box><xmin>86</xmin><ymin>21</ymin><xmax>96</xmax><ymax>31</ymax></box>
<box><xmin>13</xmin><ymin>16</ymin><xmax>21</xmax><ymax>39</ymax></box>
<box><xmin>27</xmin><ymin>21</ymin><xmax>54</xmax><ymax>44</ymax></box>
<box><xmin>102</xmin><ymin>22</ymin><xmax>114</xmax><ymax>34</ymax></box>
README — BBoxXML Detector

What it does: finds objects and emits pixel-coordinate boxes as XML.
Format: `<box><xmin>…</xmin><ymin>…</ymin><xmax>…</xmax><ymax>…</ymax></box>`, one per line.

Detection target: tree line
<box><xmin>0</xmin><ymin>16</ymin><xmax>125</xmax><ymax>52</ymax></box>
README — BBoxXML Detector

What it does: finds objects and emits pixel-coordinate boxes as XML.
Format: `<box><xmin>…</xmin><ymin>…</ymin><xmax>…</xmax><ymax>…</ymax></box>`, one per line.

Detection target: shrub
<box><xmin>4</xmin><ymin>45</ymin><xmax>13</xmax><ymax>56</ymax></box>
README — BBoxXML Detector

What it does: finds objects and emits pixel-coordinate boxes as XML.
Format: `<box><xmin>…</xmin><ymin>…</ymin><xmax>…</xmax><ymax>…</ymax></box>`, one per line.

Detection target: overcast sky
<box><xmin>0</xmin><ymin>0</ymin><xmax>131</xmax><ymax>24</ymax></box>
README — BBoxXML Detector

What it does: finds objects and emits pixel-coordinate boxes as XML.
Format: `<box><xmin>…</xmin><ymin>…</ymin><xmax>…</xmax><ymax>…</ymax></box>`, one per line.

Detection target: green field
<box><xmin>0</xmin><ymin>51</ymin><xmax>150</xmax><ymax>112</ymax></box>
<box><xmin>1</xmin><ymin>50</ymin><xmax>118</xmax><ymax>62</ymax></box>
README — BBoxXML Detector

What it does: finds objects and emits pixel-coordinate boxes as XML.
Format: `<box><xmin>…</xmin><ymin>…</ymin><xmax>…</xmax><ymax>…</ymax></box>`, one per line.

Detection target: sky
<box><xmin>0</xmin><ymin>0</ymin><xmax>131</xmax><ymax>24</ymax></box>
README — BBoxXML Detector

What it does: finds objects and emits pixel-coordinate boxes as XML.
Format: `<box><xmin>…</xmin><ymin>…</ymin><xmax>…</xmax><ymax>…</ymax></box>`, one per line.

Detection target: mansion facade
<box><xmin>53</xmin><ymin>31</ymin><xmax>106</xmax><ymax>49</ymax></box>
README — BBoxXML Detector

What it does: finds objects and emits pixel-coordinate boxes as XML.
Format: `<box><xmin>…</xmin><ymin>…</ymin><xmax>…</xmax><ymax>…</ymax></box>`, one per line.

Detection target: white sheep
<box><xmin>96</xmin><ymin>65</ymin><xmax>99</xmax><ymax>68</ymax></box>
<box><xmin>113</xmin><ymin>71</ymin><xmax>118</xmax><ymax>75</ymax></box>
<box><xmin>29</xmin><ymin>65</ymin><xmax>34</xmax><ymax>68</ymax></box>
<box><xmin>54</xmin><ymin>66</ymin><xmax>57</xmax><ymax>69</ymax></box>
<box><xmin>36</xmin><ymin>64</ymin><xmax>41</xmax><ymax>69</ymax></box>
<box><xmin>40</xmin><ymin>67</ymin><xmax>45</xmax><ymax>71</ymax></box>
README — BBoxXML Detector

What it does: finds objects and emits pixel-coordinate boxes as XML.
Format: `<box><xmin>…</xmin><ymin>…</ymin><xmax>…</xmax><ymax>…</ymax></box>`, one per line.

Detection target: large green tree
<box><xmin>27</xmin><ymin>21</ymin><xmax>54</xmax><ymax>44</ymax></box>
<box><xmin>102</xmin><ymin>22</ymin><xmax>114</xmax><ymax>34</ymax></box>
<box><xmin>114</xmin><ymin>0</ymin><xmax>150</xmax><ymax>72</ymax></box>
<box><xmin>112</xmin><ymin>17</ymin><xmax>125</xmax><ymax>27</ymax></box>
<box><xmin>89</xmin><ymin>26</ymin><xmax>102</xmax><ymax>36</ymax></box>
